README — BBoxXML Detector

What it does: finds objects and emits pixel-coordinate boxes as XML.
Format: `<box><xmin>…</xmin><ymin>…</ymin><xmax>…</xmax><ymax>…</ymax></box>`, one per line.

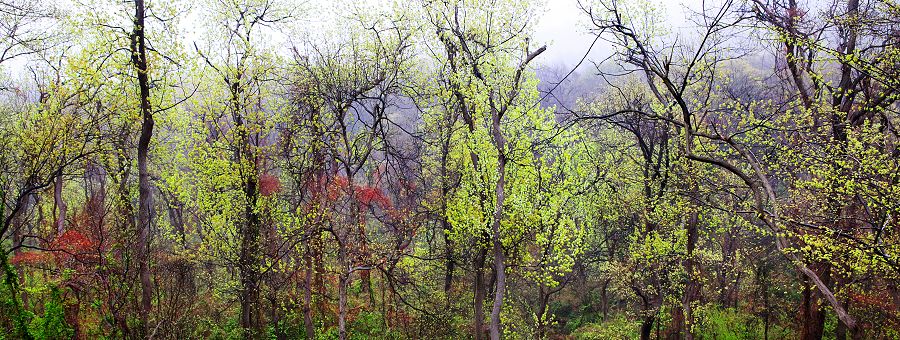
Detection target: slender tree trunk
<box><xmin>600</xmin><ymin>278</ymin><xmax>611</xmax><ymax>321</ymax></box>
<box><xmin>54</xmin><ymin>174</ymin><xmax>66</xmax><ymax>235</ymax></box>
<box><xmin>682</xmin><ymin>206</ymin><xmax>699</xmax><ymax>340</ymax></box>
<box><xmin>338</xmin><ymin>268</ymin><xmax>349</xmax><ymax>340</ymax></box>
<box><xmin>131</xmin><ymin>0</ymin><xmax>154</xmax><ymax>329</ymax></box>
<box><xmin>488</xmin><ymin>98</ymin><xmax>509</xmax><ymax>340</ymax></box>
<box><xmin>303</xmin><ymin>251</ymin><xmax>315</xmax><ymax>339</ymax></box>
<box><xmin>677</xmin><ymin>93</ymin><xmax>700</xmax><ymax>340</ymax></box>
<box><xmin>474</xmin><ymin>248</ymin><xmax>487</xmax><ymax>340</ymax></box>
<box><xmin>440</xmin><ymin>131</ymin><xmax>455</xmax><ymax>297</ymax></box>
<box><xmin>535</xmin><ymin>284</ymin><xmax>552</xmax><ymax>339</ymax></box>
<box><xmin>488</xmin><ymin>218</ymin><xmax>507</xmax><ymax>340</ymax></box>
<box><xmin>763</xmin><ymin>274</ymin><xmax>770</xmax><ymax>340</ymax></box>
<box><xmin>443</xmin><ymin>218</ymin><xmax>455</xmax><ymax>296</ymax></box>
<box><xmin>112</xmin><ymin>151</ymin><xmax>134</xmax><ymax>336</ymax></box>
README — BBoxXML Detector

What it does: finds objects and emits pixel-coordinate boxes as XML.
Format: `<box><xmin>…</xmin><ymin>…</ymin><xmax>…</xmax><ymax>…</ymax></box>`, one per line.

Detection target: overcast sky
<box><xmin>533</xmin><ymin>0</ymin><xmax>703</xmax><ymax>68</ymax></box>
<box><xmin>1</xmin><ymin>0</ymin><xmax>705</xmax><ymax>78</ymax></box>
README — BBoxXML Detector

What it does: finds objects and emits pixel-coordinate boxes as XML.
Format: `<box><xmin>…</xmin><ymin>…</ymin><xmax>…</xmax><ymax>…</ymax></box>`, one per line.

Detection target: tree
<box><xmin>288</xmin><ymin>5</ymin><xmax>413</xmax><ymax>337</ymax></box>
<box><xmin>419</xmin><ymin>1</ymin><xmax>605</xmax><ymax>338</ymax></box>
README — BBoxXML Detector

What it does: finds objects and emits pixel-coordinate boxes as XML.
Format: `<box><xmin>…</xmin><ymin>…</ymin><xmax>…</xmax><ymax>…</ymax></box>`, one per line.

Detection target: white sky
<box><xmin>1</xmin><ymin>0</ymin><xmax>705</xmax><ymax>78</ymax></box>
<box><xmin>533</xmin><ymin>0</ymin><xmax>703</xmax><ymax>68</ymax></box>
<box><xmin>533</xmin><ymin>0</ymin><xmax>600</xmax><ymax>68</ymax></box>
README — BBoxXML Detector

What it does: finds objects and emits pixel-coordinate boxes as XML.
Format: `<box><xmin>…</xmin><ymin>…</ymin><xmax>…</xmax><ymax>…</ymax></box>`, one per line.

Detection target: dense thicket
<box><xmin>0</xmin><ymin>0</ymin><xmax>898</xmax><ymax>339</ymax></box>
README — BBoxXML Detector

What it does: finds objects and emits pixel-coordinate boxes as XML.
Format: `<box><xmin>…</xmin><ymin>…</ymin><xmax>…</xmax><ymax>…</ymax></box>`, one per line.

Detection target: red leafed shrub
<box><xmin>851</xmin><ymin>290</ymin><xmax>898</xmax><ymax>315</ymax></box>
<box><xmin>259</xmin><ymin>173</ymin><xmax>281</xmax><ymax>196</ymax></box>
<box><xmin>49</xmin><ymin>230</ymin><xmax>99</xmax><ymax>265</ymax></box>
<box><xmin>356</xmin><ymin>186</ymin><xmax>392</xmax><ymax>209</ymax></box>
<box><xmin>11</xmin><ymin>251</ymin><xmax>52</xmax><ymax>266</ymax></box>
<box><xmin>11</xmin><ymin>230</ymin><xmax>99</xmax><ymax>267</ymax></box>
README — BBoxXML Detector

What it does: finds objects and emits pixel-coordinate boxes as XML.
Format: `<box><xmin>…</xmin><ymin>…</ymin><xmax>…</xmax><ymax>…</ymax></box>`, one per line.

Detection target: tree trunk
<box><xmin>440</xmin><ymin>130</ymin><xmax>455</xmax><ymax>297</ymax></box>
<box><xmin>474</xmin><ymin>248</ymin><xmax>487</xmax><ymax>340</ymax></box>
<box><xmin>488</xmin><ymin>95</ymin><xmax>509</xmax><ymax>340</ymax></box>
<box><xmin>238</xmin><ymin>173</ymin><xmax>262</xmax><ymax>337</ymax></box>
<box><xmin>682</xmin><ymin>206</ymin><xmax>699</xmax><ymax>340</ymax></box>
<box><xmin>600</xmin><ymin>279</ymin><xmax>610</xmax><ymax>321</ymax></box>
<box><xmin>338</xmin><ymin>270</ymin><xmax>349</xmax><ymax>340</ymax></box>
<box><xmin>640</xmin><ymin>315</ymin><xmax>654</xmax><ymax>340</ymax></box>
<box><xmin>53</xmin><ymin>174</ymin><xmax>66</xmax><ymax>235</ymax></box>
<box><xmin>131</xmin><ymin>0</ymin><xmax>154</xmax><ymax>330</ymax></box>
<box><xmin>303</xmin><ymin>251</ymin><xmax>315</xmax><ymax>339</ymax></box>
<box><xmin>535</xmin><ymin>283</ymin><xmax>552</xmax><ymax>339</ymax></box>
<box><xmin>443</xmin><ymin>218</ymin><xmax>455</xmax><ymax>296</ymax></box>
<box><xmin>800</xmin><ymin>265</ymin><xmax>829</xmax><ymax>340</ymax></box>
<box><xmin>488</xmin><ymin>235</ymin><xmax>507</xmax><ymax>340</ymax></box>
<box><xmin>238</xmin><ymin>148</ymin><xmax>261</xmax><ymax>336</ymax></box>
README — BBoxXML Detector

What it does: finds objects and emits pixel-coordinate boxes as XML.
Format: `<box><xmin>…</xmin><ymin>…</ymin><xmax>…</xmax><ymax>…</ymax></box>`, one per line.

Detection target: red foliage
<box><xmin>10</xmin><ymin>251</ymin><xmax>52</xmax><ymax>266</ymax></box>
<box><xmin>850</xmin><ymin>290</ymin><xmax>898</xmax><ymax>316</ymax></box>
<box><xmin>12</xmin><ymin>191</ymin><xmax>106</xmax><ymax>269</ymax></box>
<box><xmin>11</xmin><ymin>230</ymin><xmax>99</xmax><ymax>268</ymax></box>
<box><xmin>50</xmin><ymin>230</ymin><xmax>96</xmax><ymax>255</ymax></box>
<box><xmin>356</xmin><ymin>186</ymin><xmax>392</xmax><ymax>209</ymax></box>
<box><xmin>259</xmin><ymin>173</ymin><xmax>281</xmax><ymax>196</ymax></box>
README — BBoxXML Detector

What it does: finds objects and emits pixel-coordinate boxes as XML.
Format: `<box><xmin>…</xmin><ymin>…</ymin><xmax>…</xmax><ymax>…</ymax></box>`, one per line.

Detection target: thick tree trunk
<box><xmin>801</xmin><ymin>264</ymin><xmax>830</xmax><ymax>340</ymax></box>
<box><xmin>229</xmin><ymin>67</ymin><xmax>262</xmax><ymax>337</ymax></box>
<box><xmin>239</xmin><ymin>173</ymin><xmax>262</xmax><ymax>337</ymax></box>
<box><xmin>639</xmin><ymin>316</ymin><xmax>655</xmax><ymax>340</ymax></box>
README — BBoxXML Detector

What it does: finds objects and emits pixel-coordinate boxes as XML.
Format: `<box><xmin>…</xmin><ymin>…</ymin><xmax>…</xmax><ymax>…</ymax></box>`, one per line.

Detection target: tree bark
<box><xmin>53</xmin><ymin>173</ymin><xmax>66</xmax><ymax>235</ymax></box>
<box><xmin>131</xmin><ymin>0</ymin><xmax>154</xmax><ymax>329</ymax></box>
<box><xmin>640</xmin><ymin>316</ymin><xmax>655</xmax><ymax>340</ymax></box>
<box><xmin>442</xmin><ymin>218</ymin><xmax>455</xmax><ymax>296</ymax></box>
<box><xmin>303</xmin><ymin>251</ymin><xmax>315</xmax><ymax>339</ymax></box>
<box><xmin>488</xmin><ymin>163</ymin><xmax>507</xmax><ymax>340</ymax></box>
<box><xmin>488</xmin><ymin>101</ymin><xmax>509</xmax><ymax>340</ymax></box>
<box><xmin>238</xmin><ymin>161</ymin><xmax>262</xmax><ymax>337</ymax></box>
<box><xmin>338</xmin><ymin>268</ymin><xmax>349</xmax><ymax>340</ymax></box>
<box><xmin>474</xmin><ymin>248</ymin><xmax>487</xmax><ymax>340</ymax></box>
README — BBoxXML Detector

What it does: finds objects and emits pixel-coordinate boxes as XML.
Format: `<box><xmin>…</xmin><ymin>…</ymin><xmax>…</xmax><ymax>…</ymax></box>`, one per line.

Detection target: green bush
<box><xmin>572</xmin><ymin>316</ymin><xmax>640</xmax><ymax>340</ymax></box>
<box><xmin>28</xmin><ymin>287</ymin><xmax>73</xmax><ymax>340</ymax></box>
<box><xmin>698</xmin><ymin>307</ymin><xmax>792</xmax><ymax>340</ymax></box>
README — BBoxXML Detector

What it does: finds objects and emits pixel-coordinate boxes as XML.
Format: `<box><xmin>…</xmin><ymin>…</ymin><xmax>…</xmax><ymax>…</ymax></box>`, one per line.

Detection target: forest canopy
<box><xmin>0</xmin><ymin>0</ymin><xmax>898</xmax><ymax>339</ymax></box>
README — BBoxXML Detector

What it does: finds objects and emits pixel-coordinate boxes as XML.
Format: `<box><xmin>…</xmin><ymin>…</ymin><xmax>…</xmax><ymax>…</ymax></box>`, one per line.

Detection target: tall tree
<box><xmin>130</xmin><ymin>0</ymin><xmax>154</xmax><ymax>329</ymax></box>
